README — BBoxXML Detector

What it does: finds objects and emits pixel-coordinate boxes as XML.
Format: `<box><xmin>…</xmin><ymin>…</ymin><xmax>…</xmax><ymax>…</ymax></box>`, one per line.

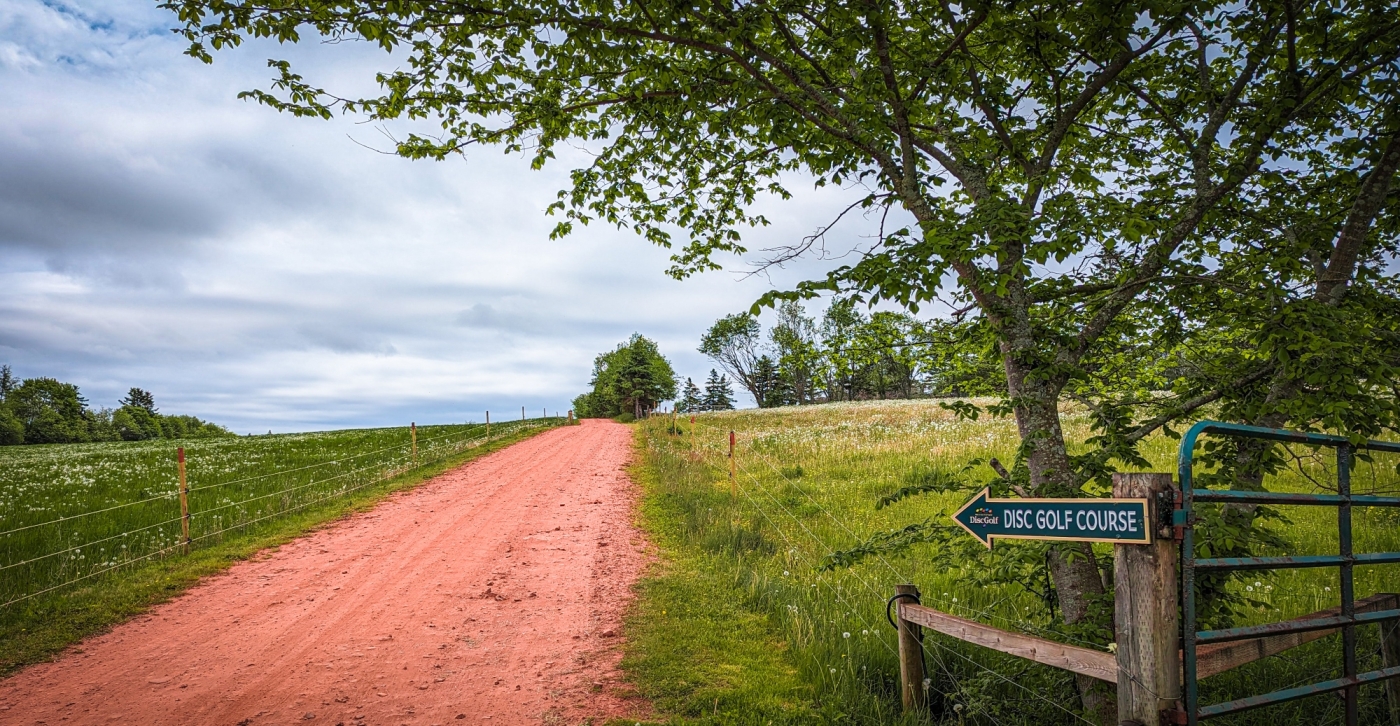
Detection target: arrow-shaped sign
<box><xmin>951</xmin><ymin>488</ymin><xmax>1151</xmax><ymax>548</ymax></box>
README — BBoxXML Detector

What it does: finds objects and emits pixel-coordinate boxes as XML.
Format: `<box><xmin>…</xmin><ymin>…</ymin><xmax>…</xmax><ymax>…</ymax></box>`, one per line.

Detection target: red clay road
<box><xmin>0</xmin><ymin>419</ymin><xmax>648</xmax><ymax>726</ymax></box>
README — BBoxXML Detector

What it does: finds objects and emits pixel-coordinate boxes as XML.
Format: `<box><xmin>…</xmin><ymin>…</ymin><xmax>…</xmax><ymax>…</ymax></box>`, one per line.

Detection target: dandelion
<box><xmin>842</xmin><ymin>632</ymin><xmax>850</xmax><ymax>639</ymax></box>
<box><xmin>1246</xmin><ymin>586</ymin><xmax>1253</xmax><ymax>592</ymax></box>
<box><xmin>1326</xmin><ymin>586</ymin><xmax>1332</xmax><ymax>592</ymax></box>
<box><xmin>829</xmin><ymin>668</ymin><xmax>836</xmax><ymax>674</ymax></box>
<box><xmin>861</xmin><ymin>629</ymin><xmax>868</xmax><ymax>636</ymax></box>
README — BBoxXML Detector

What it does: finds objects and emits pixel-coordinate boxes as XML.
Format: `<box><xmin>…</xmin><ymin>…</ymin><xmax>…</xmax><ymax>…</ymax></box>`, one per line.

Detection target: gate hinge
<box><xmin>1156</xmin><ymin>489</ymin><xmax>1187</xmax><ymax>541</ymax></box>
<box><xmin>1160</xmin><ymin>706</ymin><xmax>1189</xmax><ymax>726</ymax></box>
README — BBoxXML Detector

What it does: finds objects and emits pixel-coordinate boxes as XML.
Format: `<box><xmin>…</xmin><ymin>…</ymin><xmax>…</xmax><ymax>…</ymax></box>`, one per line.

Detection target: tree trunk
<box><xmin>1004</xmin><ymin>354</ymin><xmax>1118</xmax><ymax>725</ymax></box>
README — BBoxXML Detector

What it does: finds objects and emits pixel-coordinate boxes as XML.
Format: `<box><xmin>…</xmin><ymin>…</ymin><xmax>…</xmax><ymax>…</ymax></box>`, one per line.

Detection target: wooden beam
<box><xmin>898</xmin><ymin>602</ymin><xmax>1118</xmax><ymax>683</ymax></box>
<box><xmin>1197</xmin><ymin>593</ymin><xmax>1399</xmax><ymax>678</ymax></box>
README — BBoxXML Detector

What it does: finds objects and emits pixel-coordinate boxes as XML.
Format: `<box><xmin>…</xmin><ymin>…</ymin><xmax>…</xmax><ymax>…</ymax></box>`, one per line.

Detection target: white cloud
<box><xmin>0</xmin><ymin>0</ymin><xmax>893</xmax><ymax>432</ymax></box>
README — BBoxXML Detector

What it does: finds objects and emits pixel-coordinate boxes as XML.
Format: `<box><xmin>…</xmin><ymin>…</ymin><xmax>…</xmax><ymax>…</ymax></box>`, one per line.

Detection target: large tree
<box><xmin>574</xmin><ymin>334</ymin><xmax>678</xmax><ymax>418</ymax></box>
<box><xmin>170</xmin><ymin>1</ymin><xmax>1400</xmax><ymax>718</ymax></box>
<box><xmin>698</xmin><ymin>314</ymin><xmax>767</xmax><ymax>405</ymax></box>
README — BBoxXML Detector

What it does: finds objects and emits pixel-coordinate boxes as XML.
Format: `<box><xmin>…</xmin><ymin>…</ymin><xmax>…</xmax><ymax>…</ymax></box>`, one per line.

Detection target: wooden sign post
<box><xmin>1113</xmin><ymin>473</ymin><xmax>1180</xmax><ymax>725</ymax></box>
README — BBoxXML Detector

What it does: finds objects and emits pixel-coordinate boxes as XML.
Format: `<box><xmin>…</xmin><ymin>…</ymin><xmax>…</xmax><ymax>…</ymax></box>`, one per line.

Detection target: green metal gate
<box><xmin>1178</xmin><ymin>420</ymin><xmax>1400</xmax><ymax>724</ymax></box>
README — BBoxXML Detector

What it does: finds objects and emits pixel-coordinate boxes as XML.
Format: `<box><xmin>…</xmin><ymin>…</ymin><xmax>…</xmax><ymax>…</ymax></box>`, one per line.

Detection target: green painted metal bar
<box><xmin>1197</xmin><ymin>665</ymin><xmax>1400</xmax><ymax>719</ymax></box>
<box><xmin>1195</xmin><ymin>552</ymin><xmax>1400</xmax><ymax>571</ymax></box>
<box><xmin>1197</xmin><ymin>608</ymin><xmax>1400</xmax><ymax>644</ymax></box>
<box><xmin>1176</xmin><ymin>421</ymin><xmax>1400</xmax><ymax>454</ymax></box>
<box><xmin>1193</xmin><ymin>489</ymin><xmax>1400</xmax><ymax>507</ymax></box>
<box><xmin>1338</xmin><ymin>444</ymin><xmax>1358</xmax><ymax>725</ymax></box>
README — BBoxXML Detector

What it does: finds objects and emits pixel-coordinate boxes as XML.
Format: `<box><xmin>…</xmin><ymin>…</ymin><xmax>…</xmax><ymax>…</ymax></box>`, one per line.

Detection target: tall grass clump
<box><xmin>626</xmin><ymin>402</ymin><xmax>1400</xmax><ymax>726</ymax></box>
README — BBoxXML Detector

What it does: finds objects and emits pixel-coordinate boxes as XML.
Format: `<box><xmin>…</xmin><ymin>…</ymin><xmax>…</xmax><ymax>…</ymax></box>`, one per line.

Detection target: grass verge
<box><xmin>0</xmin><ymin>423</ymin><xmax>556</xmax><ymax>676</ymax></box>
<box><xmin>615</xmin><ymin>401</ymin><xmax>1400</xmax><ymax>726</ymax></box>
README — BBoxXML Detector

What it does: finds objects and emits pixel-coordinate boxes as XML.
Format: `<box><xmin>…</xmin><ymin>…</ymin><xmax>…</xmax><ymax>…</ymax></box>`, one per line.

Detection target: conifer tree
<box><xmin>703</xmin><ymin>370</ymin><xmax>736</xmax><ymax>411</ymax></box>
<box><xmin>679</xmin><ymin>378</ymin><xmax>704</xmax><ymax>413</ymax></box>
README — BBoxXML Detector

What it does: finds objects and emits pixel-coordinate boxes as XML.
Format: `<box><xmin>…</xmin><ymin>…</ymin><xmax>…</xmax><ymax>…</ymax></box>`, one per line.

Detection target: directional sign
<box><xmin>951</xmin><ymin>488</ymin><xmax>1151</xmax><ymax>548</ymax></box>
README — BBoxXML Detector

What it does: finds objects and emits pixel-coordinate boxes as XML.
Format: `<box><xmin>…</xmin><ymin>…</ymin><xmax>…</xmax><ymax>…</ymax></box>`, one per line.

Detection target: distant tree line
<box><xmin>0</xmin><ymin>366</ymin><xmax>234</xmax><ymax>446</ymax></box>
<box><xmin>572</xmin><ymin>335</ymin><xmax>678</xmax><ymax>420</ymax></box>
<box><xmin>699</xmin><ymin>300</ymin><xmax>1003</xmax><ymax>408</ymax></box>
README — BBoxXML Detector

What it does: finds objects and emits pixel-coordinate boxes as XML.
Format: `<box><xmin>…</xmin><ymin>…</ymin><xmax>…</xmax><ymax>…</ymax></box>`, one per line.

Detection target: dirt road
<box><xmin>0</xmin><ymin>420</ymin><xmax>647</xmax><ymax>726</ymax></box>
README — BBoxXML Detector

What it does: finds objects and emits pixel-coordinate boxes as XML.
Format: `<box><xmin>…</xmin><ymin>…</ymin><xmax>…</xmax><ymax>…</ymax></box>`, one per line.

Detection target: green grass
<box><xmin>0</xmin><ymin>418</ymin><xmax>563</xmax><ymax>674</ymax></box>
<box><xmin>621</xmin><ymin>401</ymin><xmax>1400</xmax><ymax>726</ymax></box>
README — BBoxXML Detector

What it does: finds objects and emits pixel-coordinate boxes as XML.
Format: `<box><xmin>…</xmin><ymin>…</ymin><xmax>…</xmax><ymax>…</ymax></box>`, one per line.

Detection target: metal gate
<box><xmin>1178</xmin><ymin>420</ymin><xmax>1400</xmax><ymax>724</ymax></box>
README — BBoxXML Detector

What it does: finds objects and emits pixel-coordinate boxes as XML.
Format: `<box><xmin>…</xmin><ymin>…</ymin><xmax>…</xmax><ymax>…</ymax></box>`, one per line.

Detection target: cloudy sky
<box><xmin>0</xmin><ymin>0</ymin><xmax>898</xmax><ymax>432</ymax></box>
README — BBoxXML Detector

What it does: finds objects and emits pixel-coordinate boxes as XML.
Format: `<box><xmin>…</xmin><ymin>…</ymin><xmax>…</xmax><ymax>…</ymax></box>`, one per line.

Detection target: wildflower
<box><xmin>843</xmin><ymin>632</ymin><xmax>850</xmax><ymax>639</ymax></box>
<box><xmin>861</xmin><ymin>630</ymin><xmax>868</xmax><ymax>636</ymax></box>
<box><xmin>829</xmin><ymin>668</ymin><xmax>836</xmax><ymax>674</ymax></box>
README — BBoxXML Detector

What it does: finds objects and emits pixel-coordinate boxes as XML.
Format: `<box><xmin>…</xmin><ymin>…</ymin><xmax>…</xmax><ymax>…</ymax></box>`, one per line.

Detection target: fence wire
<box><xmin>0</xmin><ymin>418</ymin><xmax>559</xmax><ymax>608</ymax></box>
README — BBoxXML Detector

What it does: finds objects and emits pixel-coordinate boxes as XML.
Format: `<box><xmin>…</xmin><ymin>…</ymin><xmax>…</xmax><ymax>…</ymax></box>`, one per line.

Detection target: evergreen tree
<box><xmin>678</xmin><ymin>378</ymin><xmax>704</xmax><ymax>413</ymax></box>
<box><xmin>115</xmin><ymin>387</ymin><xmax>161</xmax><ymax>440</ymax></box>
<box><xmin>119</xmin><ymin>388</ymin><xmax>158</xmax><ymax>414</ymax></box>
<box><xmin>703</xmin><ymin>370</ymin><xmax>735</xmax><ymax>411</ymax></box>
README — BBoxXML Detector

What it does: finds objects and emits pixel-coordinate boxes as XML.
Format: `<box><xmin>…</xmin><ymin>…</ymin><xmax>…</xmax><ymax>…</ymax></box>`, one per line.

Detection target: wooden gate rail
<box><xmin>1196</xmin><ymin>593</ymin><xmax>1398</xmax><ymax>678</ymax></box>
<box><xmin>897</xmin><ymin>593</ymin><xmax>1400</xmax><ymax>718</ymax></box>
<box><xmin>898</xmin><ymin>601</ymin><xmax>1118</xmax><ymax>682</ymax></box>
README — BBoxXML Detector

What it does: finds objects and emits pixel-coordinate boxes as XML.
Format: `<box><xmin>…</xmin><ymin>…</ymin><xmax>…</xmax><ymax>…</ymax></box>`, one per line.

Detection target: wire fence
<box><xmin>0</xmin><ymin>416</ymin><xmax>564</xmax><ymax>608</ymax></box>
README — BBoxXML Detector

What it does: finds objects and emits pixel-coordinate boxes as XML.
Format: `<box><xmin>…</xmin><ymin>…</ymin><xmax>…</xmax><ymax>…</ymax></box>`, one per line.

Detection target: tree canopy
<box><xmin>572</xmin><ymin>335</ymin><xmax>678</xmax><ymax>419</ymax></box>
<box><xmin>0</xmin><ymin>369</ymin><xmax>233</xmax><ymax>445</ymax></box>
<box><xmin>168</xmin><ymin>2</ymin><xmax>1400</xmax><ymax>718</ymax></box>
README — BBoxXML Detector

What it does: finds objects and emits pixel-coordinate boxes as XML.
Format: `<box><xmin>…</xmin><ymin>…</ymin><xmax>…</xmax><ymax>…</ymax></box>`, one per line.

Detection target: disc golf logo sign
<box><xmin>951</xmin><ymin>488</ymin><xmax>1151</xmax><ymax>548</ymax></box>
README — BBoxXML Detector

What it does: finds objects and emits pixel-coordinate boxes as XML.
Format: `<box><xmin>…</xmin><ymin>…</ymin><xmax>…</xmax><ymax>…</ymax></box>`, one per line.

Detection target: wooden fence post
<box><xmin>411</xmin><ymin>422</ymin><xmax>418</xmax><ymax>465</ymax></box>
<box><xmin>522</xmin><ymin>406</ymin><xmax>526</xmax><ymax>422</ymax></box>
<box><xmin>177</xmin><ymin>447</ymin><xmax>190</xmax><ymax>555</ymax></box>
<box><xmin>1383</xmin><ymin>616</ymin><xmax>1400</xmax><ymax>724</ymax></box>
<box><xmin>895</xmin><ymin>583</ymin><xmax>927</xmax><ymax>713</ymax></box>
<box><xmin>728</xmin><ymin>430</ymin><xmax>737</xmax><ymax>499</ymax></box>
<box><xmin>486</xmin><ymin>410</ymin><xmax>491</xmax><ymax>439</ymax></box>
<box><xmin>1113</xmin><ymin>472</ymin><xmax>1180</xmax><ymax>725</ymax></box>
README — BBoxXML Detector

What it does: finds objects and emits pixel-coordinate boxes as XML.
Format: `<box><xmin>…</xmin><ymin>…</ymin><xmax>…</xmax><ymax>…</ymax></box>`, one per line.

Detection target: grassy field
<box><xmin>622</xmin><ymin>401</ymin><xmax>1400</xmax><ymax>726</ymax></box>
<box><xmin>0</xmin><ymin>417</ymin><xmax>562</xmax><ymax>674</ymax></box>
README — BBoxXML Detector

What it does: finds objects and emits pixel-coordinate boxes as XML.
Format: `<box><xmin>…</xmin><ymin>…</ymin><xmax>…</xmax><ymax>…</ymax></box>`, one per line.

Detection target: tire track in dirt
<box><xmin>0</xmin><ymin>419</ymin><xmax>648</xmax><ymax>726</ymax></box>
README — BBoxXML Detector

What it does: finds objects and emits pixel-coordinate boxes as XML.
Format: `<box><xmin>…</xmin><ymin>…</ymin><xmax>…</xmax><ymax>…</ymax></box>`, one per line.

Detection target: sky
<box><xmin>0</xmin><ymin>0</ymin><xmax>898</xmax><ymax>433</ymax></box>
